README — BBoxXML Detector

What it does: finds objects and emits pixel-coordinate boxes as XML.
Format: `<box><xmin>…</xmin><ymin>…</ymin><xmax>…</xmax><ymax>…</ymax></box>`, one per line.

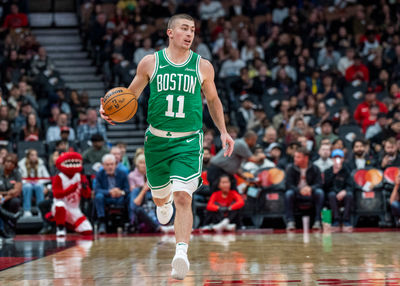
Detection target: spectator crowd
<box><xmin>0</xmin><ymin>0</ymin><xmax>400</xmax><ymax>237</ymax></box>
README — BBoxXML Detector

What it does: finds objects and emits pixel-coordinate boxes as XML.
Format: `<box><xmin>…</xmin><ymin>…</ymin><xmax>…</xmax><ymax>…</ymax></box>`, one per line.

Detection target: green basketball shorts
<box><xmin>144</xmin><ymin>127</ymin><xmax>203</xmax><ymax>198</ymax></box>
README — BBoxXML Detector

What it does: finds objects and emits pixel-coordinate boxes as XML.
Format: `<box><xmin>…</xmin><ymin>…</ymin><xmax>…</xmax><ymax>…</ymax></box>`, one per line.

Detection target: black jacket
<box><xmin>323</xmin><ymin>166</ymin><xmax>354</xmax><ymax>195</ymax></box>
<box><xmin>344</xmin><ymin>155</ymin><xmax>376</xmax><ymax>172</ymax></box>
<box><xmin>285</xmin><ymin>163</ymin><xmax>322</xmax><ymax>193</ymax></box>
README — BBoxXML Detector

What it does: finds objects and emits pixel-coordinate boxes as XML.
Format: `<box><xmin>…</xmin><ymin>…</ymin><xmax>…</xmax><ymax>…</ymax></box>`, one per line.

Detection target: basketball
<box><xmin>102</xmin><ymin>87</ymin><xmax>138</xmax><ymax>123</ymax></box>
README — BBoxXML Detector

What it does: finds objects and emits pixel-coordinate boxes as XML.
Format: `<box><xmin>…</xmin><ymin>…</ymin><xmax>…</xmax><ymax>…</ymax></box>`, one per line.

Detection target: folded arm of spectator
<box><xmin>229</xmin><ymin>191</ymin><xmax>245</xmax><ymax>210</ymax></box>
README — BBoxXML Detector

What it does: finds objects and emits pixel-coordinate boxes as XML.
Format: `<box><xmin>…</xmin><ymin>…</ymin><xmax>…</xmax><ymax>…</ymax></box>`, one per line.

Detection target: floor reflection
<box><xmin>0</xmin><ymin>231</ymin><xmax>399</xmax><ymax>285</ymax></box>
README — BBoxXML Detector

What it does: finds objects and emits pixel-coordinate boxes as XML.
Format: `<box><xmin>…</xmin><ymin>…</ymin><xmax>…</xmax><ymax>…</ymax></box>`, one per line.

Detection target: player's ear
<box><xmin>166</xmin><ymin>28</ymin><xmax>173</xmax><ymax>38</ymax></box>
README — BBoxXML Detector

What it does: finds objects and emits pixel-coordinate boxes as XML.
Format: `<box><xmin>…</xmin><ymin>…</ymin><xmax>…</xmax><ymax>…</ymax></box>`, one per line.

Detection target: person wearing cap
<box><xmin>285</xmin><ymin>147</ymin><xmax>324</xmax><ymax>230</ymax></box>
<box><xmin>82</xmin><ymin>134</ymin><xmax>109</xmax><ymax>166</ymax></box>
<box><xmin>323</xmin><ymin>149</ymin><xmax>354</xmax><ymax>231</ymax></box>
<box><xmin>266</xmin><ymin>142</ymin><xmax>287</xmax><ymax>169</ymax></box>
<box><xmin>45</xmin><ymin>113</ymin><xmax>76</xmax><ymax>143</ymax></box>
<box><xmin>237</xmin><ymin>93</ymin><xmax>255</xmax><ymax>137</ymax></box>
<box><xmin>354</xmin><ymin>88</ymin><xmax>388</xmax><ymax>126</ymax></box>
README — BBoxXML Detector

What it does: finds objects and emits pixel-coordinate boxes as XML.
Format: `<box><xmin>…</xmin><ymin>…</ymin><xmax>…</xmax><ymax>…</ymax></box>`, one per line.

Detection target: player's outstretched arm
<box><xmin>201</xmin><ymin>58</ymin><xmax>234</xmax><ymax>157</ymax></box>
<box><xmin>99</xmin><ymin>54</ymin><xmax>155</xmax><ymax>124</ymax></box>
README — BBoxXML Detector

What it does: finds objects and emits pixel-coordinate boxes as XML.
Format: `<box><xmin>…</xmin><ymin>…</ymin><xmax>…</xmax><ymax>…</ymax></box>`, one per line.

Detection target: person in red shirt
<box><xmin>345</xmin><ymin>55</ymin><xmax>369</xmax><ymax>83</ymax></box>
<box><xmin>0</xmin><ymin>4</ymin><xmax>28</xmax><ymax>31</ymax></box>
<box><xmin>204</xmin><ymin>175</ymin><xmax>245</xmax><ymax>231</ymax></box>
<box><xmin>354</xmin><ymin>89</ymin><xmax>388</xmax><ymax>127</ymax></box>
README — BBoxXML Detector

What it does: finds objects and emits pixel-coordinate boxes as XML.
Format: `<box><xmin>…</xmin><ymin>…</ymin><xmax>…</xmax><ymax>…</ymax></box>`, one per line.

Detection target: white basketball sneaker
<box><xmin>56</xmin><ymin>226</ymin><xmax>66</xmax><ymax>237</ymax></box>
<box><xmin>171</xmin><ymin>250</ymin><xmax>190</xmax><ymax>280</ymax></box>
<box><xmin>156</xmin><ymin>196</ymin><xmax>174</xmax><ymax>225</ymax></box>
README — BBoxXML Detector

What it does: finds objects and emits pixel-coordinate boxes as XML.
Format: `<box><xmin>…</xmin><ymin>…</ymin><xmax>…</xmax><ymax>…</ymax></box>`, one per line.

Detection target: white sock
<box><xmin>176</xmin><ymin>242</ymin><xmax>188</xmax><ymax>254</ymax></box>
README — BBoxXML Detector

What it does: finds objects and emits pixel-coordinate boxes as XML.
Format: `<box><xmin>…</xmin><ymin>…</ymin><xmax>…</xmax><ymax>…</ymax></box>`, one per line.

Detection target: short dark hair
<box><xmin>295</xmin><ymin>147</ymin><xmax>310</xmax><ymax>157</ymax></box>
<box><xmin>352</xmin><ymin>138</ymin><xmax>366</xmax><ymax>149</ymax></box>
<box><xmin>91</xmin><ymin>133</ymin><xmax>104</xmax><ymax>142</ymax></box>
<box><xmin>167</xmin><ymin>14</ymin><xmax>194</xmax><ymax>29</ymax></box>
<box><xmin>244</xmin><ymin>130</ymin><xmax>257</xmax><ymax>139</ymax></box>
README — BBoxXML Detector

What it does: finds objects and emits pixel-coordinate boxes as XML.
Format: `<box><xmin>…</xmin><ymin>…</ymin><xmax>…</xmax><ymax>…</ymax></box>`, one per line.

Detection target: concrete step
<box><xmin>107</xmin><ymin>130</ymin><xmax>145</xmax><ymax>137</ymax></box>
<box><xmin>45</xmin><ymin>45</ymin><xmax>82</xmax><ymax>52</ymax></box>
<box><xmin>109</xmin><ymin>137</ymin><xmax>144</xmax><ymax>145</ymax></box>
<box><xmin>33</xmin><ymin>28</ymin><xmax>79</xmax><ymax>36</ymax></box>
<box><xmin>54</xmin><ymin>58</ymin><xmax>92</xmax><ymax>67</ymax></box>
<box><xmin>29</xmin><ymin>13</ymin><xmax>78</xmax><ymax>27</ymax></box>
<box><xmin>57</xmin><ymin>66</ymin><xmax>96</xmax><ymax>74</ymax></box>
<box><xmin>62</xmin><ymin>74</ymin><xmax>101</xmax><ymax>82</ymax></box>
<box><xmin>87</xmin><ymin>89</ymin><xmax>106</xmax><ymax>98</ymax></box>
<box><xmin>68</xmin><ymin>81</ymin><xmax>104</xmax><ymax>90</ymax></box>
<box><xmin>36</xmin><ymin>35</ymin><xmax>81</xmax><ymax>45</ymax></box>
<box><xmin>48</xmin><ymin>51</ymin><xmax>88</xmax><ymax>59</ymax></box>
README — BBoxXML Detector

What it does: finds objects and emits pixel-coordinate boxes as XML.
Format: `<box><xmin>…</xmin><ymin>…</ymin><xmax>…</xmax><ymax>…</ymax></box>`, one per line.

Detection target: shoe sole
<box><xmin>157</xmin><ymin>205</ymin><xmax>174</xmax><ymax>226</ymax></box>
<box><xmin>171</xmin><ymin>255</ymin><xmax>189</xmax><ymax>280</ymax></box>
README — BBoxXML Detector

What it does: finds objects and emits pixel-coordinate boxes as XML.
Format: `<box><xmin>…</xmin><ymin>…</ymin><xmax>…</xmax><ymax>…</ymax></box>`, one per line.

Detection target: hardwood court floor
<box><xmin>0</xmin><ymin>230</ymin><xmax>399</xmax><ymax>286</ymax></box>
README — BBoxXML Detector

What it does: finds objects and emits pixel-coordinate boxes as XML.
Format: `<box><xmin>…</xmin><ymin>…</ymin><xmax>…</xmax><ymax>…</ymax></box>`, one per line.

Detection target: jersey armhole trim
<box><xmin>196</xmin><ymin>55</ymin><xmax>203</xmax><ymax>85</ymax></box>
<box><xmin>149</xmin><ymin>52</ymin><xmax>158</xmax><ymax>83</ymax></box>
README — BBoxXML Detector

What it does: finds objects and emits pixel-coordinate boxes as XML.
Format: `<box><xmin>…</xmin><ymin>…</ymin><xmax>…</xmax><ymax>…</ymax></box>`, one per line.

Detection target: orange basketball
<box><xmin>102</xmin><ymin>87</ymin><xmax>138</xmax><ymax>123</ymax></box>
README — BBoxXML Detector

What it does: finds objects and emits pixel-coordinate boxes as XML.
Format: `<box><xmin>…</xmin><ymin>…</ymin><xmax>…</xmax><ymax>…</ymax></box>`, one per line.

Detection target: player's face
<box><xmin>169</xmin><ymin>19</ymin><xmax>195</xmax><ymax>49</ymax></box>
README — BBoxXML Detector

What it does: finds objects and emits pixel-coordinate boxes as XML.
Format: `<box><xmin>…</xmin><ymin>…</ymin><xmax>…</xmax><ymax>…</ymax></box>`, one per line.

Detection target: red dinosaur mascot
<box><xmin>52</xmin><ymin>152</ymin><xmax>92</xmax><ymax>236</ymax></box>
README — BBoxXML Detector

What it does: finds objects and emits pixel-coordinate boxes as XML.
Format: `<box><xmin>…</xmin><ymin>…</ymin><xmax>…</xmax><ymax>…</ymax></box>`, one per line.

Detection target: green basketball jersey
<box><xmin>148</xmin><ymin>49</ymin><xmax>203</xmax><ymax>132</ymax></box>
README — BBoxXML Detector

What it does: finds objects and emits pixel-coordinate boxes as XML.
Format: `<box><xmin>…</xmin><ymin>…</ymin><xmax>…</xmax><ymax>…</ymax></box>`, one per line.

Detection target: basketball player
<box><xmin>99</xmin><ymin>14</ymin><xmax>234</xmax><ymax>280</ymax></box>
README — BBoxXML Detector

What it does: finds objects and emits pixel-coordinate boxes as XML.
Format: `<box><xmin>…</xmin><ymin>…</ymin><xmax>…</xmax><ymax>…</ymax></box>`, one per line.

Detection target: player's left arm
<box><xmin>201</xmin><ymin>58</ymin><xmax>234</xmax><ymax>157</ymax></box>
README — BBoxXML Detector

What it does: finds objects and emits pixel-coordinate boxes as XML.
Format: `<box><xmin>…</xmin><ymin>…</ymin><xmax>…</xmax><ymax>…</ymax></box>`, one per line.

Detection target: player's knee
<box><xmin>173</xmin><ymin>191</ymin><xmax>192</xmax><ymax>208</ymax></box>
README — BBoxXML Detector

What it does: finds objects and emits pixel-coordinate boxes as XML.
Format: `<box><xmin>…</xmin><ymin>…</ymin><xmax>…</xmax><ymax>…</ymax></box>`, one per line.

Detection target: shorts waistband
<box><xmin>148</xmin><ymin>125</ymin><xmax>199</xmax><ymax>138</ymax></box>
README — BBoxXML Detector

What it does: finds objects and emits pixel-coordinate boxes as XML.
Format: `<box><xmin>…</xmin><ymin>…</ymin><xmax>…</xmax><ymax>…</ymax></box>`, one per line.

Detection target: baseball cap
<box><xmin>60</xmin><ymin>126</ymin><xmax>70</xmax><ymax>133</ymax></box>
<box><xmin>331</xmin><ymin>149</ymin><xmax>344</xmax><ymax>158</ymax></box>
<box><xmin>267</xmin><ymin>142</ymin><xmax>282</xmax><ymax>153</ymax></box>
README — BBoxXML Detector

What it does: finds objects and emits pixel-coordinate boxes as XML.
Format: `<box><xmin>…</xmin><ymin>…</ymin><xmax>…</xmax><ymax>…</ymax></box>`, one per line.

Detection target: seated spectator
<box><xmin>0</xmin><ymin>153</ymin><xmax>23</xmax><ymax>237</ymax></box>
<box><xmin>203</xmin><ymin>147</ymin><xmax>213</xmax><ymax>171</ymax></box>
<box><xmin>0</xmin><ymin>4</ymin><xmax>28</xmax><ymax>31</ymax></box>
<box><xmin>345</xmin><ymin>139</ymin><xmax>376</xmax><ymax>171</ymax></box>
<box><xmin>18</xmin><ymin>149</ymin><xmax>50</xmax><ymax>217</ymax></box>
<box><xmin>285</xmin><ymin>147</ymin><xmax>324</xmax><ymax>230</ymax></box>
<box><xmin>110</xmin><ymin>146</ymin><xmax>130</xmax><ymax>174</ymax></box>
<box><xmin>218</xmin><ymin>48</ymin><xmax>246</xmax><ymax>79</ymax></box>
<box><xmin>379</xmin><ymin>137</ymin><xmax>400</xmax><ymax>170</ymax></box>
<box><xmin>19</xmin><ymin>112</ymin><xmax>43</xmax><ymax>141</ymax></box>
<box><xmin>94</xmin><ymin>154</ymin><xmax>129</xmax><ymax>234</ymax></box>
<box><xmin>204</xmin><ymin>175</ymin><xmax>245</xmax><ymax>231</ymax></box>
<box><xmin>266</xmin><ymin>143</ymin><xmax>287</xmax><ymax>169</ymax></box>
<box><xmin>354</xmin><ymin>89</ymin><xmax>388</xmax><ymax>126</ymax></box>
<box><xmin>258</xmin><ymin>126</ymin><xmax>278</xmax><ymax>151</ymax></box>
<box><xmin>14</xmin><ymin>101</ymin><xmax>35</xmax><ymax>132</ymax></box>
<box><xmin>46</xmin><ymin>113</ymin><xmax>76</xmax><ymax>143</ymax></box>
<box><xmin>133</xmin><ymin>38</ymin><xmax>154</xmax><ymax>66</ymax></box>
<box><xmin>0</xmin><ymin>119</ymin><xmax>12</xmax><ymax>146</ymax></box>
<box><xmin>77</xmin><ymin>108</ymin><xmax>108</xmax><ymax>143</ymax></box>
<box><xmin>208</xmin><ymin>131</ymin><xmax>264</xmax><ymax>191</ymax></box>
<box><xmin>389</xmin><ymin>173</ymin><xmax>400</xmax><ymax>227</ymax></box>
<box><xmin>241</xmin><ymin>36</ymin><xmax>264</xmax><ymax>63</ymax></box>
<box><xmin>82</xmin><ymin>134</ymin><xmax>109</xmax><ymax>166</ymax></box>
<box><xmin>116</xmin><ymin>142</ymin><xmax>130</xmax><ymax>170</ymax></box>
<box><xmin>366</xmin><ymin>113</ymin><xmax>388</xmax><ymax>140</ymax></box>
<box><xmin>313</xmin><ymin>143</ymin><xmax>333</xmax><ymax>173</ymax></box>
<box><xmin>30</xmin><ymin>46</ymin><xmax>55</xmax><ymax>76</ymax></box>
<box><xmin>345</xmin><ymin>55</ymin><xmax>369</xmax><ymax>83</ymax></box>
<box><xmin>337</xmin><ymin>48</ymin><xmax>355</xmax><ymax>76</ymax></box>
<box><xmin>315</xmin><ymin>120</ymin><xmax>338</xmax><ymax>149</ymax></box>
<box><xmin>324</xmin><ymin>149</ymin><xmax>353</xmax><ymax>231</ymax></box>
<box><xmin>128</xmin><ymin>154</ymin><xmax>146</xmax><ymax>191</ymax></box>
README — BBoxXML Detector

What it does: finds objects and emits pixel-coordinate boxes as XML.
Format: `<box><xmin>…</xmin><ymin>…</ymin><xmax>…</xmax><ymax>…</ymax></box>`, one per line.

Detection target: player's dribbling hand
<box><xmin>99</xmin><ymin>98</ymin><xmax>115</xmax><ymax>125</ymax></box>
<box><xmin>220</xmin><ymin>132</ymin><xmax>234</xmax><ymax>157</ymax></box>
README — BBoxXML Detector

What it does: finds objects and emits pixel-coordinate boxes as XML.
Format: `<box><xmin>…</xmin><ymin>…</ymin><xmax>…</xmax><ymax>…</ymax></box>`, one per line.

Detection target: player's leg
<box><xmin>52</xmin><ymin>200</ymin><xmax>67</xmax><ymax>236</ymax></box>
<box><xmin>170</xmin><ymin>179</ymin><xmax>198</xmax><ymax>280</ymax></box>
<box><xmin>144</xmin><ymin>132</ymin><xmax>174</xmax><ymax>224</ymax></box>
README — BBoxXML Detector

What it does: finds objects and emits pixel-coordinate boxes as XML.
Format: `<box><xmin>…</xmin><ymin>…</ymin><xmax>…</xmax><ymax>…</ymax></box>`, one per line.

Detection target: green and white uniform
<box><xmin>144</xmin><ymin>49</ymin><xmax>203</xmax><ymax>196</ymax></box>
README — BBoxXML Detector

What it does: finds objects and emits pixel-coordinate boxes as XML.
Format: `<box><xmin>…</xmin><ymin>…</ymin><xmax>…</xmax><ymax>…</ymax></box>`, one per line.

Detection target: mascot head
<box><xmin>56</xmin><ymin>152</ymin><xmax>83</xmax><ymax>177</ymax></box>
